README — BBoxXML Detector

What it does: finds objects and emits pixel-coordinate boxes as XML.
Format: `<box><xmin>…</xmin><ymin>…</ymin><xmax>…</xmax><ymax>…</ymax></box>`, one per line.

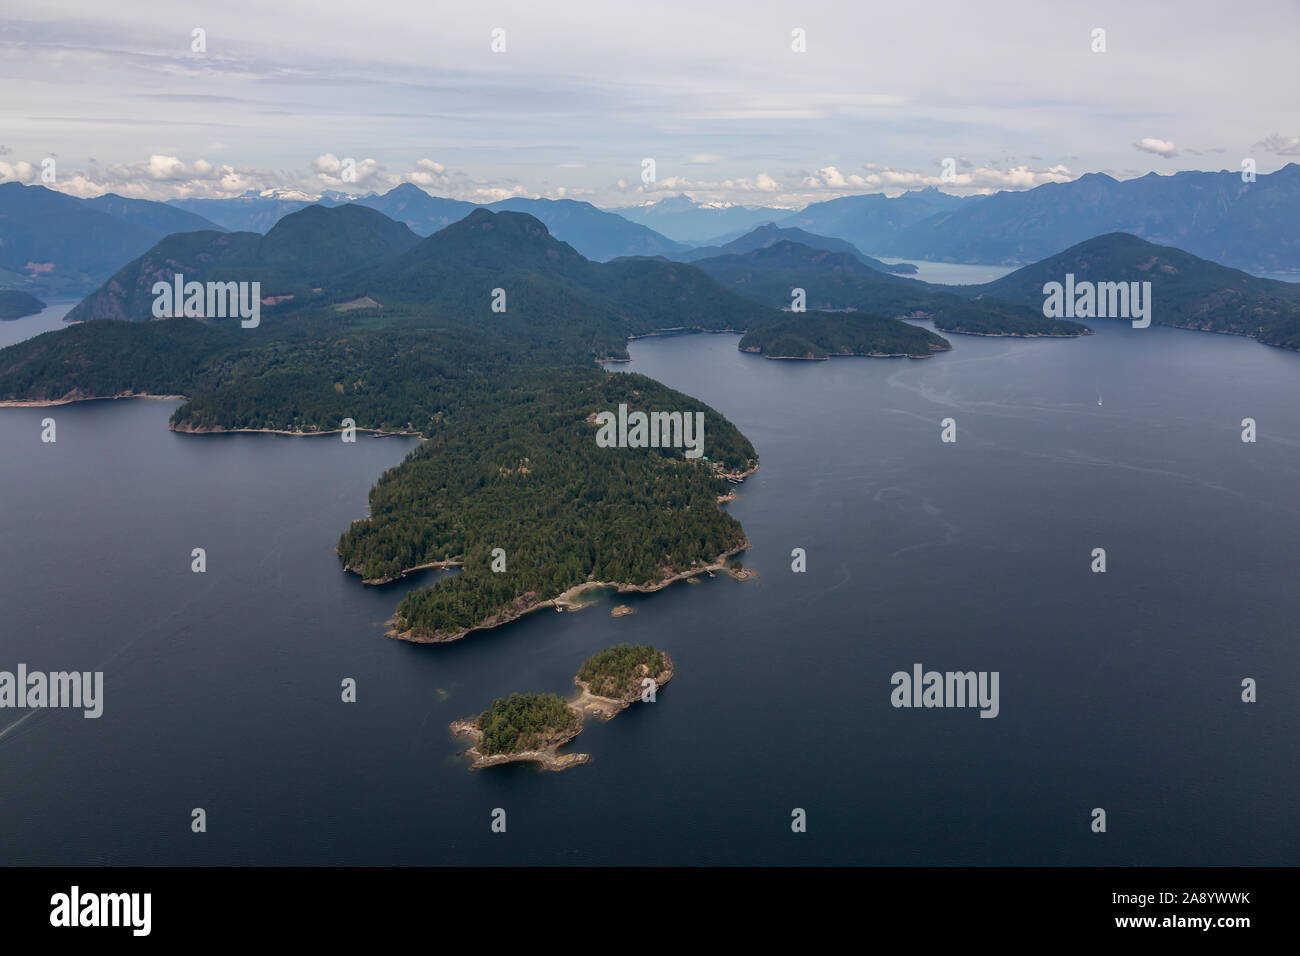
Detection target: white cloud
<box><xmin>311</xmin><ymin>153</ymin><xmax>383</xmax><ymax>188</ymax></box>
<box><xmin>803</xmin><ymin>162</ymin><xmax>1071</xmax><ymax>196</ymax></box>
<box><xmin>607</xmin><ymin>160</ymin><xmax>1074</xmax><ymax>208</ymax></box>
<box><xmin>0</xmin><ymin>152</ymin><xmax>295</xmax><ymax>199</ymax></box>
<box><xmin>1133</xmin><ymin>138</ymin><xmax>1178</xmax><ymax>158</ymax></box>
<box><xmin>400</xmin><ymin>158</ymin><xmax>451</xmax><ymax>190</ymax></box>
<box><xmin>0</xmin><ymin>161</ymin><xmax>40</xmax><ymax>184</ymax></box>
<box><xmin>803</xmin><ymin>165</ymin><xmax>869</xmax><ymax>189</ymax></box>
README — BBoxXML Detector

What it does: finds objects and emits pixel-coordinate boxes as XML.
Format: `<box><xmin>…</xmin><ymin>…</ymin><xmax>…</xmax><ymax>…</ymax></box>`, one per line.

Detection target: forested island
<box><xmin>450</xmin><ymin>693</ymin><xmax>587</xmax><ymax>770</ymax></box>
<box><xmin>738</xmin><ymin>310</ymin><xmax>951</xmax><ymax>359</ymax></box>
<box><xmin>575</xmin><ymin>644</ymin><xmax>673</xmax><ymax>702</ymax></box>
<box><xmin>451</xmin><ymin>645</ymin><xmax>673</xmax><ymax>770</ymax></box>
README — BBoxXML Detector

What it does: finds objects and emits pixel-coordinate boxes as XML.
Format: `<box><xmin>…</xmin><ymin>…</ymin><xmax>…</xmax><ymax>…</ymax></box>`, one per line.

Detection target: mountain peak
<box><xmin>433</xmin><ymin>206</ymin><xmax>559</xmax><ymax>246</ymax></box>
<box><xmin>653</xmin><ymin>194</ymin><xmax>699</xmax><ymax>211</ymax></box>
<box><xmin>386</xmin><ymin>182</ymin><xmax>432</xmax><ymax>197</ymax></box>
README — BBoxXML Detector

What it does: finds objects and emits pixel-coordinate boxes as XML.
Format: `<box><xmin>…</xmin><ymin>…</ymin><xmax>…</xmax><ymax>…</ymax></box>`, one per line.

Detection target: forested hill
<box><xmin>65</xmin><ymin>204</ymin><xmax>420</xmax><ymax>323</ymax></box>
<box><xmin>335</xmin><ymin>208</ymin><xmax>777</xmax><ymax>351</ymax></box>
<box><xmin>0</xmin><ymin>207</ymin><xmax>763</xmax><ymax>644</ymax></box>
<box><xmin>0</xmin><ymin>290</ymin><xmax>46</xmax><ymax>320</ymax></box>
<box><xmin>963</xmin><ymin>233</ymin><xmax>1300</xmax><ymax>348</ymax></box>
<box><xmin>693</xmin><ymin>240</ymin><xmax>1092</xmax><ymax>338</ymax></box>
<box><xmin>339</xmin><ymin>367</ymin><xmax>755</xmax><ymax>639</ymax></box>
<box><xmin>57</xmin><ymin>205</ymin><xmax>780</xmax><ymax>358</ymax></box>
<box><xmin>739</xmin><ymin>311</ymin><xmax>950</xmax><ymax>359</ymax></box>
<box><xmin>675</xmin><ymin>222</ymin><xmax>918</xmax><ymax>274</ymax></box>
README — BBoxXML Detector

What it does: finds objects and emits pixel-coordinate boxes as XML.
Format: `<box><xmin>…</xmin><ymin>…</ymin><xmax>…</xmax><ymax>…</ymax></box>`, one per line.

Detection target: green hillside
<box><xmin>967</xmin><ymin>233</ymin><xmax>1300</xmax><ymax>347</ymax></box>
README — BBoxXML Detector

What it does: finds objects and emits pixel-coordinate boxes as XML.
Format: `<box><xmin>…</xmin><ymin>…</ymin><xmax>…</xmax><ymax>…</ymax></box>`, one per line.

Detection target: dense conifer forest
<box><xmin>476</xmin><ymin>693</ymin><xmax>580</xmax><ymax>755</ymax></box>
<box><xmin>576</xmin><ymin>644</ymin><xmax>671</xmax><ymax>699</ymax></box>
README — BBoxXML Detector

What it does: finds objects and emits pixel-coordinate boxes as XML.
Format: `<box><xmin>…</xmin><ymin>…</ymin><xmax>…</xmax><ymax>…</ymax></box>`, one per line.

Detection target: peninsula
<box><xmin>0</xmin><ymin>290</ymin><xmax>47</xmax><ymax>320</ymax></box>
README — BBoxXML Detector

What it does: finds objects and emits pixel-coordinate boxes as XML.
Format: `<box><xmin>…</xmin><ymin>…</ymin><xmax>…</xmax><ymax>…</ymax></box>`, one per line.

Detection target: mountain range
<box><xmin>168</xmin><ymin>187</ymin><xmax>687</xmax><ymax>263</ymax></box>
<box><xmin>5</xmin><ymin>164</ymin><xmax>1299</xmax><ymax>304</ymax></box>
<box><xmin>4</xmin><ymin>178</ymin><xmax>1298</xmax><ymax>375</ymax></box>
<box><xmin>648</xmin><ymin>167</ymin><xmax>1300</xmax><ymax>276</ymax></box>
<box><xmin>775</xmin><ymin>187</ymin><xmax>971</xmax><ymax>255</ymax></box>
<box><xmin>0</xmin><ymin>183</ymin><xmax>222</xmax><ymax>296</ymax></box>
<box><xmin>612</xmin><ymin>194</ymin><xmax>787</xmax><ymax>243</ymax></box>
<box><xmin>59</xmin><ymin>204</ymin><xmax>772</xmax><ymax>360</ymax></box>
<box><xmin>51</xmin><ymin>197</ymin><xmax>1300</xmax><ymax>360</ymax></box>
<box><xmin>867</xmin><ymin>166</ymin><xmax>1300</xmax><ymax>273</ymax></box>
<box><xmin>161</xmin><ymin>163</ymin><xmax>1300</xmax><ymax>276</ymax></box>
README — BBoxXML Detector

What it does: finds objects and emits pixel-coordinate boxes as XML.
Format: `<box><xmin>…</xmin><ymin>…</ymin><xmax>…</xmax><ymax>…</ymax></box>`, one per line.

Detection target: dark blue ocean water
<box><xmin>1</xmin><ymin>319</ymin><xmax>1297</xmax><ymax>864</ymax></box>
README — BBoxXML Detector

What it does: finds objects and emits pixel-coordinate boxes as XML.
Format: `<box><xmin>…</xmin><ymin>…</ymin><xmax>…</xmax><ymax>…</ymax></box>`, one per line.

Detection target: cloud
<box><xmin>0</xmin><ymin>153</ymin><xmax>489</xmax><ymax>201</ymax></box>
<box><xmin>608</xmin><ymin>160</ymin><xmax>1072</xmax><ymax>208</ymax></box>
<box><xmin>625</xmin><ymin>172</ymin><xmax>783</xmax><ymax>196</ymax></box>
<box><xmin>1253</xmin><ymin>133</ymin><xmax>1300</xmax><ymax>156</ymax></box>
<box><xmin>1</xmin><ymin>148</ymin><xmax>1067</xmax><ymax>209</ymax></box>
<box><xmin>401</xmin><ymin>158</ymin><xmax>451</xmax><ymax>190</ymax></box>
<box><xmin>387</xmin><ymin>160</ymin><xmax>587</xmax><ymax>202</ymax></box>
<box><xmin>1133</xmin><ymin>138</ymin><xmax>1178</xmax><ymax>158</ymax></box>
<box><xmin>803</xmin><ymin>165</ymin><xmax>870</xmax><ymax>189</ymax></box>
<box><xmin>0</xmin><ymin>161</ymin><xmax>39</xmax><ymax>184</ymax></box>
<box><xmin>0</xmin><ymin>152</ymin><xmax>294</xmax><ymax>199</ymax></box>
<box><xmin>805</xmin><ymin>162</ymin><xmax>1071</xmax><ymax>194</ymax></box>
<box><xmin>311</xmin><ymin>153</ymin><xmax>384</xmax><ymax>188</ymax></box>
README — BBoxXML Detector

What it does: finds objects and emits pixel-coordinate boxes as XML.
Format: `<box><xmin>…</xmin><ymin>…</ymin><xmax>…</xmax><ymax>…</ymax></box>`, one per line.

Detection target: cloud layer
<box><xmin>2</xmin><ymin>1</ymin><xmax>1297</xmax><ymax>206</ymax></box>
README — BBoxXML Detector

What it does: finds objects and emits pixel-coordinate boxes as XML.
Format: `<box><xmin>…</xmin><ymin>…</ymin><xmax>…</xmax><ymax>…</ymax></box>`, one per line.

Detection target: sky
<box><xmin>1</xmin><ymin>0</ymin><xmax>1298</xmax><ymax>209</ymax></box>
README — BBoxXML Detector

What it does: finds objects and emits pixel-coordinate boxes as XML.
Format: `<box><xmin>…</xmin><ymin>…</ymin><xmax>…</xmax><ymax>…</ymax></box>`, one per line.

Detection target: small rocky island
<box><xmin>450</xmin><ymin>644</ymin><xmax>674</xmax><ymax>771</ymax></box>
<box><xmin>727</xmin><ymin>559</ymin><xmax>758</xmax><ymax>581</ymax></box>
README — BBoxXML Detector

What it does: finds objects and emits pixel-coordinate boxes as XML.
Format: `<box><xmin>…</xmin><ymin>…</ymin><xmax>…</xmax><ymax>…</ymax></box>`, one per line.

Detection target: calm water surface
<box><xmin>1</xmin><ymin>317</ymin><xmax>1296</xmax><ymax>864</ymax></box>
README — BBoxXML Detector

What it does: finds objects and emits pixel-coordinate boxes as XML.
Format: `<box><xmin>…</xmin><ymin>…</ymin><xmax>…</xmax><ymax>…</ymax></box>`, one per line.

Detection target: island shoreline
<box><xmin>386</xmin><ymin>540</ymin><xmax>753</xmax><ymax>644</ymax></box>
<box><xmin>0</xmin><ymin>392</ymin><xmax>187</xmax><ymax>408</ymax></box>
<box><xmin>450</xmin><ymin>656</ymin><xmax>675</xmax><ymax>771</ymax></box>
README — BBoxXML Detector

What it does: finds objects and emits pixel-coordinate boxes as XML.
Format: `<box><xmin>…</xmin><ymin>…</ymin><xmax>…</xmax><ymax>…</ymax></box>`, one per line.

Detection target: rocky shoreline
<box><xmin>170</xmin><ymin>420</ymin><xmax>422</xmax><ymax>438</ymax></box>
<box><xmin>449</xmin><ymin>717</ymin><xmax>590</xmax><ymax>771</ymax></box>
<box><xmin>387</xmin><ymin>540</ymin><xmax>753</xmax><ymax>643</ymax></box>
<box><xmin>936</xmin><ymin>327</ymin><xmax>1094</xmax><ymax>338</ymax></box>
<box><xmin>745</xmin><ymin>348</ymin><xmax>940</xmax><ymax>360</ymax></box>
<box><xmin>0</xmin><ymin>391</ymin><xmax>186</xmax><ymax>407</ymax></box>
<box><xmin>334</xmin><ymin>553</ymin><xmax>463</xmax><ymax>586</ymax></box>
<box><xmin>382</xmin><ymin>456</ymin><xmax>759</xmax><ymax>643</ymax></box>
<box><xmin>450</xmin><ymin>656</ymin><xmax>674</xmax><ymax>771</ymax></box>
